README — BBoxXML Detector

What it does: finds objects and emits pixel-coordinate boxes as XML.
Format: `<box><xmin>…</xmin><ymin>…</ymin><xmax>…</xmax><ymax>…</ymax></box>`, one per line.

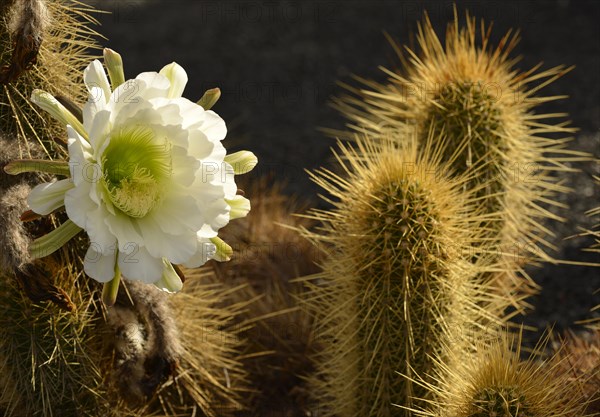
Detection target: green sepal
<box><xmin>103</xmin><ymin>48</ymin><xmax>126</xmax><ymax>90</ymax></box>
<box><xmin>29</xmin><ymin>219</ymin><xmax>82</xmax><ymax>259</ymax></box>
<box><xmin>210</xmin><ymin>236</ymin><xmax>233</xmax><ymax>262</ymax></box>
<box><xmin>224</xmin><ymin>151</ymin><xmax>258</xmax><ymax>175</ymax></box>
<box><xmin>4</xmin><ymin>159</ymin><xmax>70</xmax><ymax>177</ymax></box>
<box><xmin>31</xmin><ymin>90</ymin><xmax>88</xmax><ymax>141</ymax></box>
<box><xmin>55</xmin><ymin>95</ymin><xmax>83</xmax><ymax>123</ymax></box>
<box><xmin>197</xmin><ymin>88</ymin><xmax>221</xmax><ymax>110</ymax></box>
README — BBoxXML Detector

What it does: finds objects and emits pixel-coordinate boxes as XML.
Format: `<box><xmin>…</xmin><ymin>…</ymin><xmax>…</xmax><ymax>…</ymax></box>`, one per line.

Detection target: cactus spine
<box><xmin>302</xmin><ymin>131</ymin><xmax>496</xmax><ymax>416</ymax></box>
<box><xmin>0</xmin><ymin>260</ymin><xmax>111</xmax><ymax>416</ymax></box>
<box><xmin>552</xmin><ymin>330</ymin><xmax>600</xmax><ymax>415</ymax></box>
<box><xmin>0</xmin><ymin>2</ymin><xmax>106</xmax><ymax>415</ymax></box>
<box><xmin>208</xmin><ymin>179</ymin><xmax>320</xmax><ymax>417</ymax></box>
<box><xmin>586</xmin><ymin>176</ymin><xmax>600</xmax><ymax>252</ymax></box>
<box><xmin>1</xmin><ymin>0</ymin><xmax>100</xmax><ymax>158</ymax></box>
<box><xmin>126</xmin><ymin>272</ymin><xmax>247</xmax><ymax>417</ymax></box>
<box><xmin>333</xmin><ymin>11</ymin><xmax>584</xmax><ymax>311</ymax></box>
<box><xmin>0</xmin><ymin>3</ymin><xmax>245</xmax><ymax>416</ymax></box>
<box><xmin>418</xmin><ymin>331</ymin><xmax>592</xmax><ymax>417</ymax></box>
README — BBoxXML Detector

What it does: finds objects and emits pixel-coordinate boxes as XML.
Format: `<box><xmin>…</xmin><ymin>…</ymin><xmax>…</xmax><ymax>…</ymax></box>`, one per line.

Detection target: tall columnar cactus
<box><xmin>418</xmin><ymin>331</ymin><xmax>592</xmax><ymax>417</ymax></box>
<box><xmin>1</xmin><ymin>0</ymin><xmax>100</xmax><ymax>274</ymax></box>
<box><xmin>332</xmin><ymin>11</ymin><xmax>584</xmax><ymax>310</ymax></box>
<box><xmin>302</xmin><ymin>131</ymin><xmax>498</xmax><ymax>416</ymax></box>
<box><xmin>0</xmin><ymin>3</ymin><xmax>245</xmax><ymax>416</ymax></box>
<box><xmin>0</xmin><ymin>2</ymin><xmax>105</xmax><ymax>415</ymax></box>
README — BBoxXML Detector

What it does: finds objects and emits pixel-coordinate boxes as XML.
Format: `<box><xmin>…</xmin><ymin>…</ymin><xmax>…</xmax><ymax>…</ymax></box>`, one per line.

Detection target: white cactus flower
<box><xmin>8</xmin><ymin>49</ymin><xmax>257</xmax><ymax>303</ymax></box>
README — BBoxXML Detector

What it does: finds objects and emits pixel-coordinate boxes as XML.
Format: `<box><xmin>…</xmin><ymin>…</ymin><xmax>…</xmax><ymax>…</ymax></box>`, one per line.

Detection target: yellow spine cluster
<box><xmin>414</xmin><ymin>331</ymin><xmax>591</xmax><ymax>417</ymax></box>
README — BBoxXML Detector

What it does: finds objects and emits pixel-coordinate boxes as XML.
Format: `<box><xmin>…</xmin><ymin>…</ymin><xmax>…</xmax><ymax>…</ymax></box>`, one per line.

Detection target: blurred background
<box><xmin>90</xmin><ymin>0</ymin><xmax>599</xmax><ymax>337</ymax></box>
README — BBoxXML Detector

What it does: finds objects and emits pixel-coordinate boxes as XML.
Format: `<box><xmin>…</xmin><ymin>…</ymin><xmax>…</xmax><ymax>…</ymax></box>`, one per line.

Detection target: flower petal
<box><xmin>82</xmin><ymin>86</ymin><xmax>107</xmax><ymax>132</ymax></box>
<box><xmin>88</xmin><ymin>109</ymin><xmax>112</xmax><ymax>154</ymax></box>
<box><xmin>146</xmin><ymin>192</ymin><xmax>205</xmax><ymax>235</ymax></box>
<box><xmin>104</xmin><ymin>212</ymin><xmax>143</xmax><ymax>250</ymax></box>
<box><xmin>66</xmin><ymin>126</ymin><xmax>94</xmax><ymax>186</ymax></box>
<box><xmin>31</xmin><ymin>90</ymin><xmax>88</xmax><ymax>140</ymax></box>
<box><xmin>154</xmin><ymin>259</ymin><xmax>183</xmax><ymax>293</ymax></box>
<box><xmin>64</xmin><ymin>179</ymin><xmax>96</xmax><ymax>228</ymax></box>
<box><xmin>28</xmin><ymin>179</ymin><xmax>74</xmax><ymax>215</ymax></box>
<box><xmin>187</xmin><ymin>129</ymin><xmax>215</xmax><ymax>160</ymax></box>
<box><xmin>183</xmin><ymin>237</ymin><xmax>216</xmax><ymax>268</ymax></box>
<box><xmin>200</xmin><ymin>110</ymin><xmax>227</xmax><ymax>141</ymax></box>
<box><xmin>146</xmin><ymin>100</ymin><xmax>187</xmax><ymax>127</ymax></box>
<box><xmin>118</xmin><ymin>245</ymin><xmax>164</xmax><ymax>283</ymax></box>
<box><xmin>224</xmin><ymin>151</ymin><xmax>258</xmax><ymax>175</ymax></box>
<box><xmin>222</xmin><ymin>162</ymin><xmax>238</xmax><ymax>199</ymax></box>
<box><xmin>171</xmin><ymin>97</ymin><xmax>206</xmax><ymax>129</ymax></box>
<box><xmin>138</xmin><ymin>214</ymin><xmax>197</xmax><ymax>264</ymax></box>
<box><xmin>108</xmin><ymin>79</ymin><xmax>148</xmax><ymax>116</ymax></box>
<box><xmin>135</xmin><ymin>71</ymin><xmax>171</xmax><ymax>100</ymax></box>
<box><xmin>186</xmin><ymin>192</ymin><xmax>230</xmax><ymax>237</ymax></box>
<box><xmin>197</xmin><ymin>223</ymin><xmax>218</xmax><ymax>239</ymax></box>
<box><xmin>170</xmin><ymin>144</ymin><xmax>200</xmax><ymax>186</ymax></box>
<box><xmin>159</xmin><ymin>62</ymin><xmax>188</xmax><ymax>99</ymax></box>
<box><xmin>226</xmin><ymin>195</ymin><xmax>251</xmax><ymax>220</ymax></box>
<box><xmin>110</xmin><ymin>95</ymin><xmax>154</xmax><ymax>130</ymax></box>
<box><xmin>83</xmin><ymin>59</ymin><xmax>111</xmax><ymax>104</ymax></box>
<box><xmin>84</xmin><ymin>205</ymin><xmax>118</xmax><ymax>255</ymax></box>
<box><xmin>84</xmin><ymin>244</ymin><xmax>117</xmax><ymax>283</ymax></box>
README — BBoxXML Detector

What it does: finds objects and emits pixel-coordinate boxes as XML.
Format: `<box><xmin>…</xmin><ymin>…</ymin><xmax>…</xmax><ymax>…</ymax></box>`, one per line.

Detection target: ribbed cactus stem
<box><xmin>303</xmin><ymin>132</ymin><xmax>495</xmax><ymax>416</ymax></box>
<box><xmin>331</xmin><ymin>10</ymin><xmax>587</xmax><ymax>314</ymax></box>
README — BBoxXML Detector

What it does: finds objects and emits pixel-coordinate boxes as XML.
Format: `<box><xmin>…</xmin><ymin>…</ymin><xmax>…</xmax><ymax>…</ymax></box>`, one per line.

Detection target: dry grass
<box><xmin>205</xmin><ymin>177</ymin><xmax>321</xmax><ymax>416</ymax></box>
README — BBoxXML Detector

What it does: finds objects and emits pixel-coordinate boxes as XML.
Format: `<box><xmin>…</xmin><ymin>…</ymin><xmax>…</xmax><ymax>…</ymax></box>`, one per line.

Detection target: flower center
<box><xmin>101</xmin><ymin>125</ymin><xmax>172</xmax><ymax>218</ymax></box>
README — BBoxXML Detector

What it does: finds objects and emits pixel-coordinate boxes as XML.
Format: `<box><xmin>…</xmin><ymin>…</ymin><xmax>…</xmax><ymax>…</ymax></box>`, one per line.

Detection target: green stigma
<box><xmin>101</xmin><ymin>125</ymin><xmax>172</xmax><ymax>218</ymax></box>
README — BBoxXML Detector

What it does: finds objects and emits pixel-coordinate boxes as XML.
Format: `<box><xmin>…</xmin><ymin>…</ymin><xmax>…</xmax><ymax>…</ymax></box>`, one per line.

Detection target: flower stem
<box><xmin>102</xmin><ymin>265</ymin><xmax>121</xmax><ymax>307</ymax></box>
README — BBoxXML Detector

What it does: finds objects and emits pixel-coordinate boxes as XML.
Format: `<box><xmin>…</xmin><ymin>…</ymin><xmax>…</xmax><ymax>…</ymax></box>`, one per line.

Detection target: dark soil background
<box><xmin>90</xmin><ymin>1</ymin><xmax>599</xmax><ymax>339</ymax></box>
